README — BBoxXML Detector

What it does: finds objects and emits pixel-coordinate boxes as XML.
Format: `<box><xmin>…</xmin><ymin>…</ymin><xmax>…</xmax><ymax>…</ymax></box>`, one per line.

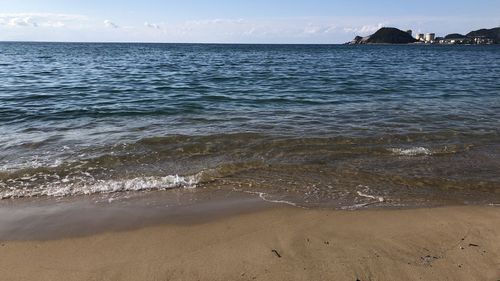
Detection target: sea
<box><xmin>1</xmin><ymin>42</ymin><xmax>499</xmax><ymax>209</ymax></box>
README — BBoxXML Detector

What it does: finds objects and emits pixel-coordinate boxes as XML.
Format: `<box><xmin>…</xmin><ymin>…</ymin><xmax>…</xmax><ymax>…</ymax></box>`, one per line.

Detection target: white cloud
<box><xmin>185</xmin><ymin>18</ymin><xmax>245</xmax><ymax>27</ymax></box>
<box><xmin>303</xmin><ymin>24</ymin><xmax>337</xmax><ymax>35</ymax></box>
<box><xmin>0</xmin><ymin>13</ymin><xmax>86</xmax><ymax>28</ymax></box>
<box><xmin>50</xmin><ymin>21</ymin><xmax>65</xmax><ymax>28</ymax></box>
<box><xmin>1</xmin><ymin>13</ymin><xmax>497</xmax><ymax>43</ymax></box>
<box><xmin>9</xmin><ymin>16</ymin><xmax>38</xmax><ymax>27</ymax></box>
<box><xmin>344</xmin><ymin>23</ymin><xmax>386</xmax><ymax>35</ymax></box>
<box><xmin>104</xmin><ymin>20</ymin><xmax>118</xmax><ymax>28</ymax></box>
<box><xmin>144</xmin><ymin>22</ymin><xmax>161</xmax><ymax>29</ymax></box>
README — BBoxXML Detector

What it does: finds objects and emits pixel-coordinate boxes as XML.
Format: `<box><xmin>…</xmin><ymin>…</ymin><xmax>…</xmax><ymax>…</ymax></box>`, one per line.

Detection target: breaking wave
<box><xmin>0</xmin><ymin>173</ymin><xmax>201</xmax><ymax>199</ymax></box>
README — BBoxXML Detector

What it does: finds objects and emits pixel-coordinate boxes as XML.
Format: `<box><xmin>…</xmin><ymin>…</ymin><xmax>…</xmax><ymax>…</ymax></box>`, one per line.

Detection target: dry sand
<box><xmin>1</xmin><ymin>206</ymin><xmax>499</xmax><ymax>281</ymax></box>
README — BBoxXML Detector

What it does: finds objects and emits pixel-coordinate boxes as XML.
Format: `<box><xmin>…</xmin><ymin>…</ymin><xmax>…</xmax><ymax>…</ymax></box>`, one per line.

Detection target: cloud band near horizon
<box><xmin>0</xmin><ymin>12</ymin><xmax>498</xmax><ymax>43</ymax></box>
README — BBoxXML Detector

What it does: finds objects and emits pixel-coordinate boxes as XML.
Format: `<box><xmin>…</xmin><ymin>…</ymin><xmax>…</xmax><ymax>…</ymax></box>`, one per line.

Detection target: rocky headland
<box><xmin>348</xmin><ymin>26</ymin><xmax>500</xmax><ymax>44</ymax></box>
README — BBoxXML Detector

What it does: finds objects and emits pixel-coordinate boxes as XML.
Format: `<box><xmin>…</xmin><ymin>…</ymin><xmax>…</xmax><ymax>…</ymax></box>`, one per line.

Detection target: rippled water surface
<box><xmin>0</xmin><ymin>43</ymin><xmax>499</xmax><ymax>208</ymax></box>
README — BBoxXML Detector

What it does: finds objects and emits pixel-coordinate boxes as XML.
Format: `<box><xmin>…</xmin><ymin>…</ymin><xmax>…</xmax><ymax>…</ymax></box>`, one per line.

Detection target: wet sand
<box><xmin>1</xmin><ymin>206</ymin><xmax>499</xmax><ymax>281</ymax></box>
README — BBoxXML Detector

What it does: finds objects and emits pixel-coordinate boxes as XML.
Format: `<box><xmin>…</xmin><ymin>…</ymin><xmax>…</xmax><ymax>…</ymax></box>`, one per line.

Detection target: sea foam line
<box><xmin>0</xmin><ymin>173</ymin><xmax>201</xmax><ymax>199</ymax></box>
<box><xmin>234</xmin><ymin>188</ymin><xmax>305</xmax><ymax>208</ymax></box>
<box><xmin>341</xmin><ymin>186</ymin><xmax>385</xmax><ymax>210</ymax></box>
<box><xmin>390</xmin><ymin>147</ymin><xmax>432</xmax><ymax>156</ymax></box>
<box><xmin>356</xmin><ymin>191</ymin><xmax>384</xmax><ymax>203</ymax></box>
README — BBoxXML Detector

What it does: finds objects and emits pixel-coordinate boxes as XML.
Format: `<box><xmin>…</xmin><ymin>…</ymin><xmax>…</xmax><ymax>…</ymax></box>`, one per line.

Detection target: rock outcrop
<box><xmin>348</xmin><ymin>27</ymin><xmax>417</xmax><ymax>44</ymax></box>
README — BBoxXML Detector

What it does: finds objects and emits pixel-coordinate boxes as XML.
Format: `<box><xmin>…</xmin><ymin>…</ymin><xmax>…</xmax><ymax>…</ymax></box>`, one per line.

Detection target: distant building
<box><xmin>473</xmin><ymin>36</ymin><xmax>494</xmax><ymax>44</ymax></box>
<box><xmin>416</xmin><ymin>33</ymin><xmax>425</xmax><ymax>41</ymax></box>
<box><xmin>406</xmin><ymin>30</ymin><xmax>412</xmax><ymax>36</ymax></box>
<box><xmin>445</xmin><ymin>37</ymin><xmax>466</xmax><ymax>44</ymax></box>
<box><xmin>425</xmin><ymin>33</ymin><xmax>436</xmax><ymax>42</ymax></box>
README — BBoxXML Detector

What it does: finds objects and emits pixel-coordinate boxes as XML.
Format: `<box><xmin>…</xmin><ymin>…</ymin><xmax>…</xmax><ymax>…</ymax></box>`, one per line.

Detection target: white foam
<box><xmin>357</xmin><ymin>191</ymin><xmax>384</xmax><ymax>202</ymax></box>
<box><xmin>341</xmin><ymin>203</ymin><xmax>374</xmax><ymax>210</ymax></box>
<box><xmin>390</xmin><ymin>147</ymin><xmax>432</xmax><ymax>156</ymax></box>
<box><xmin>0</xmin><ymin>156</ymin><xmax>73</xmax><ymax>172</ymax></box>
<box><xmin>234</xmin><ymin>189</ymin><xmax>305</xmax><ymax>208</ymax></box>
<box><xmin>341</xmin><ymin>185</ymin><xmax>385</xmax><ymax>210</ymax></box>
<box><xmin>0</xmin><ymin>173</ymin><xmax>201</xmax><ymax>199</ymax></box>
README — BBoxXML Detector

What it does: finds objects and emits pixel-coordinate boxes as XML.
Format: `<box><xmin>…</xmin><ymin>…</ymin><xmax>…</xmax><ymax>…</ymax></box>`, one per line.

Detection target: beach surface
<box><xmin>1</xmin><ymin>206</ymin><xmax>499</xmax><ymax>281</ymax></box>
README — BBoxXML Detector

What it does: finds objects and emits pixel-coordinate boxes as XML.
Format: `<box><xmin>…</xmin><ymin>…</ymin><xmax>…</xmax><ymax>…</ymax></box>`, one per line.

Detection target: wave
<box><xmin>389</xmin><ymin>147</ymin><xmax>432</xmax><ymax>156</ymax></box>
<box><xmin>0</xmin><ymin>160</ymin><xmax>269</xmax><ymax>199</ymax></box>
<box><xmin>0</xmin><ymin>173</ymin><xmax>201</xmax><ymax>199</ymax></box>
<box><xmin>0</xmin><ymin>134</ymin><xmax>481</xmax><ymax>176</ymax></box>
<box><xmin>388</xmin><ymin>144</ymin><xmax>473</xmax><ymax>156</ymax></box>
<box><xmin>0</xmin><ymin>131</ymin><xmax>496</xmax><ymax>202</ymax></box>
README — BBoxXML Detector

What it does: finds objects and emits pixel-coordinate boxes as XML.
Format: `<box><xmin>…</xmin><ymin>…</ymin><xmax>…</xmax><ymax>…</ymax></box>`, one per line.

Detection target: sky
<box><xmin>0</xmin><ymin>0</ymin><xmax>499</xmax><ymax>43</ymax></box>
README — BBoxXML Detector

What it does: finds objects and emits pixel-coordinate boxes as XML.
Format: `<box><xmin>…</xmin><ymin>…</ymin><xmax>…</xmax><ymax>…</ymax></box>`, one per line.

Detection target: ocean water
<box><xmin>0</xmin><ymin>42</ymin><xmax>499</xmax><ymax>208</ymax></box>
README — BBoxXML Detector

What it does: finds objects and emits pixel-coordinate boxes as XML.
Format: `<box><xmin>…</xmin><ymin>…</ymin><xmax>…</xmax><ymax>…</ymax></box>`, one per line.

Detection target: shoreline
<box><xmin>1</xmin><ymin>205</ymin><xmax>499</xmax><ymax>280</ymax></box>
<box><xmin>0</xmin><ymin>189</ymin><xmax>275</xmax><ymax>241</ymax></box>
<box><xmin>0</xmin><ymin>186</ymin><xmax>497</xmax><ymax>241</ymax></box>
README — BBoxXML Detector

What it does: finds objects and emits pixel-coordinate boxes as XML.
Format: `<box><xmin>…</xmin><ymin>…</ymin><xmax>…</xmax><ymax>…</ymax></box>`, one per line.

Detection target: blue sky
<box><xmin>0</xmin><ymin>0</ymin><xmax>499</xmax><ymax>43</ymax></box>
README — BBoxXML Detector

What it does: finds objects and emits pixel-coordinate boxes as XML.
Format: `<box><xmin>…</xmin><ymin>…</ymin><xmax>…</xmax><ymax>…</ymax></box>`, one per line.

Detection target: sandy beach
<box><xmin>2</xmin><ymin>6</ymin><xmax>500</xmax><ymax>281</ymax></box>
<box><xmin>1</xmin><ymin>205</ymin><xmax>499</xmax><ymax>281</ymax></box>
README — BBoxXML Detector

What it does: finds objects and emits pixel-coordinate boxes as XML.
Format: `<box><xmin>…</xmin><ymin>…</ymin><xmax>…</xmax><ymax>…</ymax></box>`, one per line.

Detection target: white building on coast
<box><xmin>425</xmin><ymin>33</ymin><xmax>436</xmax><ymax>42</ymax></box>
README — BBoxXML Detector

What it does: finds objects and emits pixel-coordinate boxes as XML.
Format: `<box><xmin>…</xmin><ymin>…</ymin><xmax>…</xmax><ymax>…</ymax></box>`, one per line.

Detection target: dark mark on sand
<box><xmin>421</xmin><ymin>255</ymin><xmax>439</xmax><ymax>266</ymax></box>
<box><xmin>271</xmin><ymin>249</ymin><xmax>282</xmax><ymax>258</ymax></box>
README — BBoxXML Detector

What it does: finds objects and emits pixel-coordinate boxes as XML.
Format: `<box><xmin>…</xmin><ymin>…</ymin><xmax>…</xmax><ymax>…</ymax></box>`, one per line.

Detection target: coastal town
<box><xmin>348</xmin><ymin>26</ymin><xmax>499</xmax><ymax>45</ymax></box>
<box><xmin>408</xmin><ymin>30</ymin><xmax>496</xmax><ymax>44</ymax></box>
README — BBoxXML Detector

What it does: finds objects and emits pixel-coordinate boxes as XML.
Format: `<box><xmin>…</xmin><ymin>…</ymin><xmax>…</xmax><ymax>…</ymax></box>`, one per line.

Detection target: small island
<box><xmin>348</xmin><ymin>26</ymin><xmax>500</xmax><ymax>45</ymax></box>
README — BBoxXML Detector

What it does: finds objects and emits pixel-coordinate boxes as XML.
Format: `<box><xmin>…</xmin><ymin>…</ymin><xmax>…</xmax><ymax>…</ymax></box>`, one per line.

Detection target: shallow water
<box><xmin>0</xmin><ymin>43</ymin><xmax>499</xmax><ymax>208</ymax></box>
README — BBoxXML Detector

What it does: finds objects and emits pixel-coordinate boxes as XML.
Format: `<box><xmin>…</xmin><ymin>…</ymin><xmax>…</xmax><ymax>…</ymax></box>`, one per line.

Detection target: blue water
<box><xmin>0</xmin><ymin>43</ymin><xmax>499</xmax><ymax>207</ymax></box>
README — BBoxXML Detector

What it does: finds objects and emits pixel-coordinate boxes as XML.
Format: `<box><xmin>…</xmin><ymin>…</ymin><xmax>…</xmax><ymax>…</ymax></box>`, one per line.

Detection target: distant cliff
<box><xmin>466</xmin><ymin>27</ymin><xmax>500</xmax><ymax>43</ymax></box>
<box><xmin>444</xmin><ymin>33</ymin><xmax>467</xmax><ymax>40</ymax></box>
<box><xmin>348</xmin><ymin>27</ymin><xmax>417</xmax><ymax>44</ymax></box>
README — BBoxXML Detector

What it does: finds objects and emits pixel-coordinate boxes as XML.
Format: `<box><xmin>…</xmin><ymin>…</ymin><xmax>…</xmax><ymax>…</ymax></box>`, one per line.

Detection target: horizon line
<box><xmin>0</xmin><ymin>40</ymin><xmax>349</xmax><ymax>45</ymax></box>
